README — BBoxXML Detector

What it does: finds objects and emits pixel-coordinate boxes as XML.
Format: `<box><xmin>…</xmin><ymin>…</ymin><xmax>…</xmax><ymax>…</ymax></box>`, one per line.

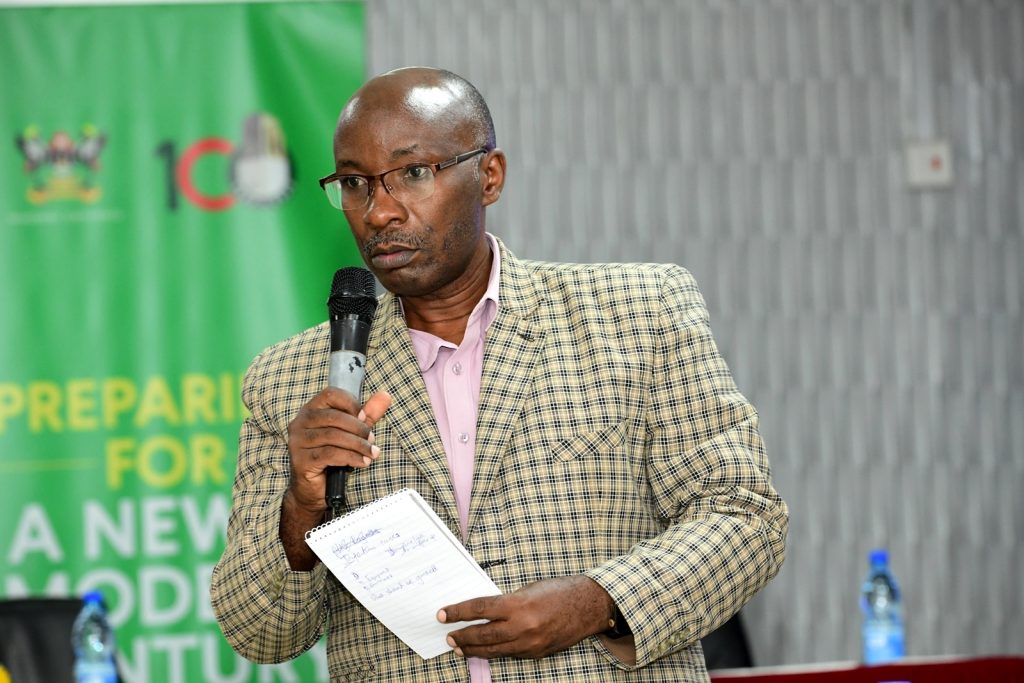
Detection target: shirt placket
<box><xmin>440</xmin><ymin>342</ymin><xmax>478</xmax><ymax>537</ymax></box>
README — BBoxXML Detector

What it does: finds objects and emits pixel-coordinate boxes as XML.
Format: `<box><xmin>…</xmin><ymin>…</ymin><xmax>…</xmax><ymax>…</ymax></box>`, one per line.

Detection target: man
<box><xmin>211</xmin><ymin>67</ymin><xmax>788</xmax><ymax>682</ymax></box>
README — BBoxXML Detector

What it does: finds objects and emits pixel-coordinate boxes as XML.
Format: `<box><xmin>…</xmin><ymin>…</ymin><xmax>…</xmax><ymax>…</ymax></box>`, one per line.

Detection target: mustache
<box><xmin>361</xmin><ymin>231</ymin><xmax>428</xmax><ymax>258</ymax></box>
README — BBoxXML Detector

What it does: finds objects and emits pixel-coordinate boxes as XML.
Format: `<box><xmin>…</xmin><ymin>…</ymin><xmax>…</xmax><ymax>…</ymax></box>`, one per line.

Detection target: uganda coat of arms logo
<box><xmin>15</xmin><ymin>124</ymin><xmax>107</xmax><ymax>205</ymax></box>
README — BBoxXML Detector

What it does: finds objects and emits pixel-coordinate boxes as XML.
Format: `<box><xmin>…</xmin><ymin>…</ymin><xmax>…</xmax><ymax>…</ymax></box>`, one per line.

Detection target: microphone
<box><xmin>325</xmin><ymin>267</ymin><xmax>378</xmax><ymax>517</ymax></box>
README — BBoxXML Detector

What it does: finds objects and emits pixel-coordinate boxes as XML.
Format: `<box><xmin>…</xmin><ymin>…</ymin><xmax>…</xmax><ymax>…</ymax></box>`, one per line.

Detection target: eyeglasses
<box><xmin>319</xmin><ymin>148</ymin><xmax>488</xmax><ymax>211</ymax></box>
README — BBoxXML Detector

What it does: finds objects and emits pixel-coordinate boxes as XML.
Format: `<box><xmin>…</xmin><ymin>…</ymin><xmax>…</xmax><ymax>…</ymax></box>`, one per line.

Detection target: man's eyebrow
<box><xmin>335</xmin><ymin>144</ymin><xmax>422</xmax><ymax>173</ymax></box>
<box><xmin>334</xmin><ymin>158</ymin><xmax>362</xmax><ymax>172</ymax></box>
<box><xmin>389</xmin><ymin>144</ymin><xmax>421</xmax><ymax>162</ymax></box>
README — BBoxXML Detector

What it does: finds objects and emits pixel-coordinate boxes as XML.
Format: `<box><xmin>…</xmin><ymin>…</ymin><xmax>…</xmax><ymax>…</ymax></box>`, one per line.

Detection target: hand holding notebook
<box><xmin>305</xmin><ymin>488</ymin><xmax>501</xmax><ymax>659</ymax></box>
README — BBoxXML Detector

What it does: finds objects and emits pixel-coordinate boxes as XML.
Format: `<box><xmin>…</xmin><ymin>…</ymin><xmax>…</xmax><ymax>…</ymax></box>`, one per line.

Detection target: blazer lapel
<box><xmin>467</xmin><ymin>244</ymin><xmax>546</xmax><ymax>535</ymax></box>
<box><xmin>365</xmin><ymin>293</ymin><xmax>461</xmax><ymax>529</ymax></box>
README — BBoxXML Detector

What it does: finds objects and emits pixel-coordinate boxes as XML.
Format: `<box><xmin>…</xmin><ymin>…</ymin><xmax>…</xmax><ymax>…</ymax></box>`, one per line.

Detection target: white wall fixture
<box><xmin>906</xmin><ymin>140</ymin><xmax>954</xmax><ymax>189</ymax></box>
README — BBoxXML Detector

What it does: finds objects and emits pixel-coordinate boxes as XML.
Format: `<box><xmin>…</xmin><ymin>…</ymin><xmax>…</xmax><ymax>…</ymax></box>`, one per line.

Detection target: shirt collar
<box><xmin>473</xmin><ymin>232</ymin><xmax>502</xmax><ymax>326</ymax></box>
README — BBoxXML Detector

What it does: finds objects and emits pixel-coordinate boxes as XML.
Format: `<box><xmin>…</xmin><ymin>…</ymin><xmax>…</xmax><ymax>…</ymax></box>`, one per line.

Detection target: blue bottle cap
<box><xmin>869</xmin><ymin>549</ymin><xmax>889</xmax><ymax>565</ymax></box>
<box><xmin>82</xmin><ymin>590</ymin><xmax>104</xmax><ymax>605</ymax></box>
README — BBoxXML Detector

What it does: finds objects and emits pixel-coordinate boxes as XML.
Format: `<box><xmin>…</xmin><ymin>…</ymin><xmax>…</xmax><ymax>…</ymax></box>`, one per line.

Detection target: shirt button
<box><xmin>452</xmin><ymin>362</ymin><xmax>462</xmax><ymax>375</ymax></box>
<box><xmin>458</xmin><ymin>432</ymin><xmax>470</xmax><ymax>443</ymax></box>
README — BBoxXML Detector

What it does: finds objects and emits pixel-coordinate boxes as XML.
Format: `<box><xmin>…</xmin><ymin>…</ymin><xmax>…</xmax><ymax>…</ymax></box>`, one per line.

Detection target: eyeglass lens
<box><xmin>326</xmin><ymin>165</ymin><xmax>436</xmax><ymax>210</ymax></box>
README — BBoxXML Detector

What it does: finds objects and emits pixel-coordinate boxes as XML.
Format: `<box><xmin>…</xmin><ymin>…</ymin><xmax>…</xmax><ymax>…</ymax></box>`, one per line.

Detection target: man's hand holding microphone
<box><xmin>280</xmin><ymin>267</ymin><xmax>392</xmax><ymax>570</ymax></box>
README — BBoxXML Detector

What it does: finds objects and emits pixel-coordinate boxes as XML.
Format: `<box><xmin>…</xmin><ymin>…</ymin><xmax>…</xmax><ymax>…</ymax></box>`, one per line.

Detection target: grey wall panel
<box><xmin>363</xmin><ymin>0</ymin><xmax>1024</xmax><ymax>666</ymax></box>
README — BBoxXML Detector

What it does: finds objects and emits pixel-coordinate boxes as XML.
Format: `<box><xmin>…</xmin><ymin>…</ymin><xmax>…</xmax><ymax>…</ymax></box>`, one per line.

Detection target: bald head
<box><xmin>335</xmin><ymin>68</ymin><xmax>495</xmax><ymax>155</ymax></box>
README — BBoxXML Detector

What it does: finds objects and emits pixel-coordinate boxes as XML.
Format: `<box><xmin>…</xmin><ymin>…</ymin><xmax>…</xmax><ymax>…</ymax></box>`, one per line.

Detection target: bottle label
<box><xmin>862</xmin><ymin>622</ymin><xmax>905</xmax><ymax>664</ymax></box>
<box><xmin>75</xmin><ymin>660</ymin><xmax>118</xmax><ymax>683</ymax></box>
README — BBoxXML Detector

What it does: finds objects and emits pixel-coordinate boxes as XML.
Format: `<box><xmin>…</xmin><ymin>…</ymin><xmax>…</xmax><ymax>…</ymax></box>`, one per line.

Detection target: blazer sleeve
<box><xmin>210</xmin><ymin>351</ymin><xmax>328</xmax><ymax>664</ymax></box>
<box><xmin>585</xmin><ymin>265</ymin><xmax>789</xmax><ymax>668</ymax></box>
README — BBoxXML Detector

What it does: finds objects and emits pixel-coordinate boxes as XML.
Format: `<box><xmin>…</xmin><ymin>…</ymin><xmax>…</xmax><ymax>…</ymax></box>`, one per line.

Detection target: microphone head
<box><xmin>328</xmin><ymin>267</ymin><xmax>378</xmax><ymax>321</ymax></box>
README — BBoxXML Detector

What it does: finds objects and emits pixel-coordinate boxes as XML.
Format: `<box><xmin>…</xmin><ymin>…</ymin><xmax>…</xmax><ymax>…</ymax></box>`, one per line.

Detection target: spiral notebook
<box><xmin>305</xmin><ymin>488</ymin><xmax>501</xmax><ymax>659</ymax></box>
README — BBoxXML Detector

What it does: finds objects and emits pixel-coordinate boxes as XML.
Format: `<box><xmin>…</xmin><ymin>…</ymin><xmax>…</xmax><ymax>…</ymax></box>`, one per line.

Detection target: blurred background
<box><xmin>1</xmin><ymin>0</ymin><xmax>1021</xmax><ymax>681</ymax></box>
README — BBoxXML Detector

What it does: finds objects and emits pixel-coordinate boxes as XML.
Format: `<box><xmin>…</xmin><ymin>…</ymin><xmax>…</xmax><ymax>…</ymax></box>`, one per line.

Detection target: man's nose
<box><xmin>362</xmin><ymin>178</ymin><xmax>407</xmax><ymax>227</ymax></box>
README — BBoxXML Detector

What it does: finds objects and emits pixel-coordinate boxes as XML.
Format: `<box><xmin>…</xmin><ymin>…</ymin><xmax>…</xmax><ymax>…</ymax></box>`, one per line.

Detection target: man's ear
<box><xmin>480</xmin><ymin>149</ymin><xmax>506</xmax><ymax>207</ymax></box>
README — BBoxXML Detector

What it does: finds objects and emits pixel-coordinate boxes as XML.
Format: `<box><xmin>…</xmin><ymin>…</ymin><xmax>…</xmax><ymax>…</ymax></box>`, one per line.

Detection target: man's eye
<box><xmin>339</xmin><ymin>176</ymin><xmax>366</xmax><ymax>190</ymax></box>
<box><xmin>404</xmin><ymin>165</ymin><xmax>432</xmax><ymax>182</ymax></box>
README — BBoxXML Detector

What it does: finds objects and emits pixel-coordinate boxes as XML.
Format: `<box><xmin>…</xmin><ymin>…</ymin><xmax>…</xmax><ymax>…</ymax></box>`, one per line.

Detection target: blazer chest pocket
<box><xmin>552</xmin><ymin>419</ymin><xmax>628</xmax><ymax>463</ymax></box>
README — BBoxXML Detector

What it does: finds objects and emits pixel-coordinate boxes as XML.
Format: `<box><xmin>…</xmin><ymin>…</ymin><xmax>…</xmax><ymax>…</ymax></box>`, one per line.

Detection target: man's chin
<box><xmin>374</xmin><ymin>267</ymin><xmax>429</xmax><ymax>298</ymax></box>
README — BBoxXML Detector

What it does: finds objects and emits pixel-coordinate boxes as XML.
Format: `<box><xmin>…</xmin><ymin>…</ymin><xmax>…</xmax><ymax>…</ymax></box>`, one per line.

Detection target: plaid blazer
<box><xmin>211</xmin><ymin>239</ymin><xmax>788</xmax><ymax>682</ymax></box>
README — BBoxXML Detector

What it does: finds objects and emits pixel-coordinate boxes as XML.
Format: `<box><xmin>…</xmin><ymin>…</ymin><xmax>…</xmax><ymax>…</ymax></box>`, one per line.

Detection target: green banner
<box><xmin>0</xmin><ymin>2</ymin><xmax>364</xmax><ymax>680</ymax></box>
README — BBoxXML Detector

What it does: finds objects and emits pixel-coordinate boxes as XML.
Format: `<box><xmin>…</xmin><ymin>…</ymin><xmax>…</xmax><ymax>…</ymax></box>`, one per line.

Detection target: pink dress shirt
<box><xmin>406</xmin><ymin>234</ymin><xmax>500</xmax><ymax>683</ymax></box>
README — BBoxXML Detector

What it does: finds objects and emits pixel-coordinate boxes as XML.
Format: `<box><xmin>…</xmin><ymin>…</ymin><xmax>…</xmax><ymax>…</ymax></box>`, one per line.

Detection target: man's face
<box><xmin>333</xmin><ymin>108</ymin><xmax>487</xmax><ymax>299</ymax></box>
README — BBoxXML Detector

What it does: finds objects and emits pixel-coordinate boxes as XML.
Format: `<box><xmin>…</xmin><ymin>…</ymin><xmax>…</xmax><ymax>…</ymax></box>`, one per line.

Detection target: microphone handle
<box><xmin>325</xmin><ymin>316</ymin><xmax>371</xmax><ymax>516</ymax></box>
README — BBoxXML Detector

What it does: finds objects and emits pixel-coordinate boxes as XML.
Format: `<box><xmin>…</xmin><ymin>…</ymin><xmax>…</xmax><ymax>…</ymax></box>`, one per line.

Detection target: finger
<box><xmin>446</xmin><ymin>626</ymin><xmax>528</xmax><ymax>663</ymax></box>
<box><xmin>302</xmin><ymin>445</ymin><xmax>378</xmax><ymax>469</ymax></box>
<box><xmin>446</xmin><ymin>621</ymin><xmax>514</xmax><ymax>648</ymax></box>
<box><xmin>297</xmin><ymin>431</ymin><xmax>378</xmax><ymax>463</ymax></box>
<box><xmin>305</xmin><ymin>387</ymin><xmax>362</xmax><ymax>414</ymax></box>
<box><xmin>438</xmin><ymin>595</ymin><xmax>506</xmax><ymax>624</ymax></box>
<box><xmin>294</xmin><ymin>409</ymin><xmax>372</xmax><ymax>440</ymax></box>
<box><xmin>451</xmin><ymin>642</ymin><xmax>514</xmax><ymax>660</ymax></box>
<box><xmin>358</xmin><ymin>391</ymin><xmax>392</xmax><ymax>428</ymax></box>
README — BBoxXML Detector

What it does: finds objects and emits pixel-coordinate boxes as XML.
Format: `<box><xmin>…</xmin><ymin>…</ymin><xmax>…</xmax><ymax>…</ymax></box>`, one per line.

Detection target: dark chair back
<box><xmin>0</xmin><ymin>597</ymin><xmax>83</xmax><ymax>683</ymax></box>
<box><xmin>701</xmin><ymin>611</ymin><xmax>754</xmax><ymax>670</ymax></box>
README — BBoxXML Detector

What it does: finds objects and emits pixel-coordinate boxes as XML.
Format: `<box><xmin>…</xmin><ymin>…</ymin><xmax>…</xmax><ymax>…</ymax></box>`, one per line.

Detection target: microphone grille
<box><xmin>328</xmin><ymin>267</ymin><xmax>378</xmax><ymax>319</ymax></box>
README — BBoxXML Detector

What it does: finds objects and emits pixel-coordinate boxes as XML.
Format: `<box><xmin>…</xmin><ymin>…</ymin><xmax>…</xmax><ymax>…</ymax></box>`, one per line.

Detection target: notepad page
<box><xmin>305</xmin><ymin>488</ymin><xmax>501</xmax><ymax>659</ymax></box>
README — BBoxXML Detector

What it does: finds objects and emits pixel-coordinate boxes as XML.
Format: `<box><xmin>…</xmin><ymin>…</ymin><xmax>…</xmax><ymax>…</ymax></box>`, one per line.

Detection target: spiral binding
<box><xmin>305</xmin><ymin>488</ymin><xmax>414</xmax><ymax>540</ymax></box>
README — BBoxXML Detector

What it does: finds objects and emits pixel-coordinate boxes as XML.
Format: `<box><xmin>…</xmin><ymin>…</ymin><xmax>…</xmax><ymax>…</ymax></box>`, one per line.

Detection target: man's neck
<box><xmin>401</xmin><ymin>242</ymin><xmax>493</xmax><ymax>346</ymax></box>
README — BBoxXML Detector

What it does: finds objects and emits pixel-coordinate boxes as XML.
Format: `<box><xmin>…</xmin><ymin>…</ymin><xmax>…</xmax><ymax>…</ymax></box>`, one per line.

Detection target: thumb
<box><xmin>359</xmin><ymin>391</ymin><xmax>392</xmax><ymax>428</ymax></box>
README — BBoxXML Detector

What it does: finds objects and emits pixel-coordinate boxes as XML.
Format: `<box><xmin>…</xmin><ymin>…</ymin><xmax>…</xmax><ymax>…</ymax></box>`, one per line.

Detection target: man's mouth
<box><xmin>369</xmin><ymin>245</ymin><xmax>417</xmax><ymax>269</ymax></box>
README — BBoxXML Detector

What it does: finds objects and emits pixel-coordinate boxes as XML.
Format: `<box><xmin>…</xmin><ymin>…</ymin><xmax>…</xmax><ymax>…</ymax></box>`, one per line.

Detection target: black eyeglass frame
<box><xmin>318</xmin><ymin>147</ymin><xmax>489</xmax><ymax>209</ymax></box>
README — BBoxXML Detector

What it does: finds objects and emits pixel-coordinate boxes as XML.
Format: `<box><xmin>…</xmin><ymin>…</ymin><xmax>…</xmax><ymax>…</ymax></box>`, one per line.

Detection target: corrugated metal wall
<box><xmin>364</xmin><ymin>0</ymin><xmax>1023</xmax><ymax>666</ymax></box>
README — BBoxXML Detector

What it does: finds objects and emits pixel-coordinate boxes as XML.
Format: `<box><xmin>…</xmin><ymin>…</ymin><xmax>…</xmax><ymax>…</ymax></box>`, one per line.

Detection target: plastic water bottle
<box><xmin>860</xmin><ymin>549</ymin><xmax>905</xmax><ymax>664</ymax></box>
<box><xmin>71</xmin><ymin>591</ymin><xmax>118</xmax><ymax>683</ymax></box>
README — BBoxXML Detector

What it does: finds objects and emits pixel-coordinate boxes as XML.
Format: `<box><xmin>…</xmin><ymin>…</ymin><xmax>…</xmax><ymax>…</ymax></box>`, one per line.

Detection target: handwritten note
<box><xmin>305</xmin><ymin>488</ymin><xmax>501</xmax><ymax>659</ymax></box>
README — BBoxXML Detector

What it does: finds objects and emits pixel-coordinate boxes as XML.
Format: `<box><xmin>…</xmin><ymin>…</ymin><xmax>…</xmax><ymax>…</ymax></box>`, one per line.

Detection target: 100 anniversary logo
<box><xmin>155</xmin><ymin>112</ymin><xmax>295</xmax><ymax>212</ymax></box>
